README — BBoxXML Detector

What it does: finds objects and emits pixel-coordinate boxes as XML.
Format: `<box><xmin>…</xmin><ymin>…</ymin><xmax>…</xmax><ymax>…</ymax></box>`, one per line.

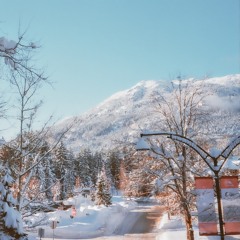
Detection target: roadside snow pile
<box><xmin>157</xmin><ymin>214</ymin><xmax>240</xmax><ymax>240</ymax></box>
<box><xmin>26</xmin><ymin>195</ymin><xmax>137</xmax><ymax>239</ymax></box>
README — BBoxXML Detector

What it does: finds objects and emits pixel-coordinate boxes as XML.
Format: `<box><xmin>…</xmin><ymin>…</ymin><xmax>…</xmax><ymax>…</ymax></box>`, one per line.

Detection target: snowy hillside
<box><xmin>50</xmin><ymin>75</ymin><xmax>240</xmax><ymax>153</ymax></box>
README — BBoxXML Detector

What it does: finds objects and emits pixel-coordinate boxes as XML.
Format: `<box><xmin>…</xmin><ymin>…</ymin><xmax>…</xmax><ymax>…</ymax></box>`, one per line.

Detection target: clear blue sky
<box><xmin>0</xmin><ymin>0</ymin><xmax>239</xmax><ymax>123</ymax></box>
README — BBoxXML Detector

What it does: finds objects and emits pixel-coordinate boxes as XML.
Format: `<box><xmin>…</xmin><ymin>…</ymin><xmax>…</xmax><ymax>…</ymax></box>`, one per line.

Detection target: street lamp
<box><xmin>136</xmin><ymin>132</ymin><xmax>240</xmax><ymax>240</ymax></box>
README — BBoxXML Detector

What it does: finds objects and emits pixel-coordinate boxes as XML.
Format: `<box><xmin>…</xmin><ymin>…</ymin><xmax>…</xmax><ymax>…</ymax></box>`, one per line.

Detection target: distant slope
<box><xmin>50</xmin><ymin>75</ymin><xmax>240</xmax><ymax>153</ymax></box>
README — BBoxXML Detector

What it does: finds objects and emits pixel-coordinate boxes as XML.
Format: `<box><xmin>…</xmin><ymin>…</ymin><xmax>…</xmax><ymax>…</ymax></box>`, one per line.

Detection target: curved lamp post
<box><xmin>136</xmin><ymin>132</ymin><xmax>240</xmax><ymax>240</ymax></box>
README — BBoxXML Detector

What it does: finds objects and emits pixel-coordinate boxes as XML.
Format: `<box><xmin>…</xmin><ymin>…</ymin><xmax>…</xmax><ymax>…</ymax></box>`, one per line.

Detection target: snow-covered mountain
<box><xmin>50</xmin><ymin>75</ymin><xmax>240</xmax><ymax>153</ymax></box>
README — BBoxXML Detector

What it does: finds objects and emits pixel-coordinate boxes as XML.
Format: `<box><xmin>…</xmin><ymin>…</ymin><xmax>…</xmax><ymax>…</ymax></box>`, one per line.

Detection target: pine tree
<box><xmin>53</xmin><ymin>142</ymin><xmax>75</xmax><ymax>200</ymax></box>
<box><xmin>95</xmin><ymin>168</ymin><xmax>112</xmax><ymax>207</ymax></box>
<box><xmin>53</xmin><ymin>141</ymin><xmax>68</xmax><ymax>200</ymax></box>
<box><xmin>36</xmin><ymin>140</ymin><xmax>55</xmax><ymax>202</ymax></box>
<box><xmin>0</xmin><ymin>166</ymin><xmax>26</xmax><ymax>239</ymax></box>
<box><xmin>65</xmin><ymin>150</ymin><xmax>75</xmax><ymax>198</ymax></box>
<box><xmin>91</xmin><ymin>152</ymin><xmax>103</xmax><ymax>186</ymax></box>
<box><xmin>106</xmin><ymin>151</ymin><xmax>121</xmax><ymax>191</ymax></box>
<box><xmin>76</xmin><ymin>149</ymin><xmax>93</xmax><ymax>187</ymax></box>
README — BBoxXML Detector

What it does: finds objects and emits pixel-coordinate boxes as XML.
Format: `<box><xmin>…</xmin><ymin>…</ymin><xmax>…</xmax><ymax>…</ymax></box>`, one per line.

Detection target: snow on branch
<box><xmin>155</xmin><ymin>176</ymin><xmax>179</xmax><ymax>191</ymax></box>
<box><xmin>0</xmin><ymin>35</ymin><xmax>45</xmax><ymax>80</ymax></box>
<box><xmin>0</xmin><ymin>37</ymin><xmax>17</xmax><ymax>54</ymax></box>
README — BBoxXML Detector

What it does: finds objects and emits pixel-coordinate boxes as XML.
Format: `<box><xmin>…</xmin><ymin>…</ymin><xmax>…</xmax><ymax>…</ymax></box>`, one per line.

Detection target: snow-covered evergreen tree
<box><xmin>65</xmin><ymin>150</ymin><xmax>75</xmax><ymax>198</ymax></box>
<box><xmin>76</xmin><ymin>149</ymin><xmax>93</xmax><ymax>187</ymax></box>
<box><xmin>0</xmin><ymin>166</ymin><xmax>26</xmax><ymax>239</ymax></box>
<box><xmin>53</xmin><ymin>141</ymin><xmax>75</xmax><ymax>200</ymax></box>
<box><xmin>33</xmin><ymin>140</ymin><xmax>55</xmax><ymax>202</ymax></box>
<box><xmin>4</xmin><ymin>133</ymin><xmax>58</xmax><ymax>216</ymax></box>
<box><xmin>53</xmin><ymin>141</ymin><xmax>68</xmax><ymax>200</ymax></box>
<box><xmin>106</xmin><ymin>150</ymin><xmax>122</xmax><ymax>191</ymax></box>
<box><xmin>91</xmin><ymin>152</ymin><xmax>103</xmax><ymax>186</ymax></box>
<box><xmin>95</xmin><ymin>167</ymin><xmax>112</xmax><ymax>207</ymax></box>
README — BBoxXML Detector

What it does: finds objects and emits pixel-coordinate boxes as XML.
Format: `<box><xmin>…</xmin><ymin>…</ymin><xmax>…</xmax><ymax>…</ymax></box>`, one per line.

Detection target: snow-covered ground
<box><xmin>157</xmin><ymin>214</ymin><xmax>240</xmax><ymax>240</ymax></box>
<box><xmin>26</xmin><ymin>194</ymin><xmax>138</xmax><ymax>239</ymax></box>
<box><xmin>26</xmin><ymin>194</ymin><xmax>240</xmax><ymax>240</ymax></box>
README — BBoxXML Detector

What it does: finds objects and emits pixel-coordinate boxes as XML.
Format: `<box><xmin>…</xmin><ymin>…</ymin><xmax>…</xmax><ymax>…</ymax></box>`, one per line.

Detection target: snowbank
<box><xmin>157</xmin><ymin>213</ymin><xmax>240</xmax><ymax>240</ymax></box>
<box><xmin>26</xmin><ymin>195</ymin><xmax>137</xmax><ymax>239</ymax></box>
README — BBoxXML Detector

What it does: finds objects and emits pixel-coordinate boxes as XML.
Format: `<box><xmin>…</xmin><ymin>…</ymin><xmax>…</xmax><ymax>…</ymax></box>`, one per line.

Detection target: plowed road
<box><xmin>93</xmin><ymin>204</ymin><xmax>163</xmax><ymax>240</ymax></box>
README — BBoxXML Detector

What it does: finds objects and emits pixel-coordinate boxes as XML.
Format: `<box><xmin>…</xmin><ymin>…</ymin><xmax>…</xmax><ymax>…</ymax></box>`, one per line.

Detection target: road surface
<box><xmin>93</xmin><ymin>203</ymin><xmax>163</xmax><ymax>240</ymax></box>
<box><xmin>35</xmin><ymin>203</ymin><xmax>163</xmax><ymax>240</ymax></box>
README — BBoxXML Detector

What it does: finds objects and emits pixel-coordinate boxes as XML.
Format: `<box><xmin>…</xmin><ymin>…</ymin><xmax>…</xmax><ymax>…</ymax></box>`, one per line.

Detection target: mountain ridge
<box><xmin>51</xmin><ymin>74</ymin><xmax>240</xmax><ymax>153</ymax></box>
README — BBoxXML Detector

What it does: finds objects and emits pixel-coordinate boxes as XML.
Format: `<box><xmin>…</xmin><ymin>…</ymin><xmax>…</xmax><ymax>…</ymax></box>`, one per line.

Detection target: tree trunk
<box><xmin>185</xmin><ymin>209</ymin><xmax>194</xmax><ymax>240</ymax></box>
<box><xmin>17</xmin><ymin>175</ymin><xmax>23</xmax><ymax>211</ymax></box>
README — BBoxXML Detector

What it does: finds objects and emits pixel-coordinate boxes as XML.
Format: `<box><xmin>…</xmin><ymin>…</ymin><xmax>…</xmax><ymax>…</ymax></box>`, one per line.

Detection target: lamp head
<box><xmin>136</xmin><ymin>137</ymin><xmax>151</xmax><ymax>151</ymax></box>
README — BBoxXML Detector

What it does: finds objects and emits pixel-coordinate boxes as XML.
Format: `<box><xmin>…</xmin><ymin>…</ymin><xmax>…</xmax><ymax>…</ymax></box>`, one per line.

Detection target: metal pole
<box><xmin>214</xmin><ymin>172</ymin><xmax>225</xmax><ymax>240</ymax></box>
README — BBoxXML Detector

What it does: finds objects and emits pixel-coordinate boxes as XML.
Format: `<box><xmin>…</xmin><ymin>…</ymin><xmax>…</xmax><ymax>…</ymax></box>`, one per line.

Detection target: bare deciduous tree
<box><xmin>0</xmin><ymin>32</ymin><xmax>74</xmax><ymax>218</ymax></box>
